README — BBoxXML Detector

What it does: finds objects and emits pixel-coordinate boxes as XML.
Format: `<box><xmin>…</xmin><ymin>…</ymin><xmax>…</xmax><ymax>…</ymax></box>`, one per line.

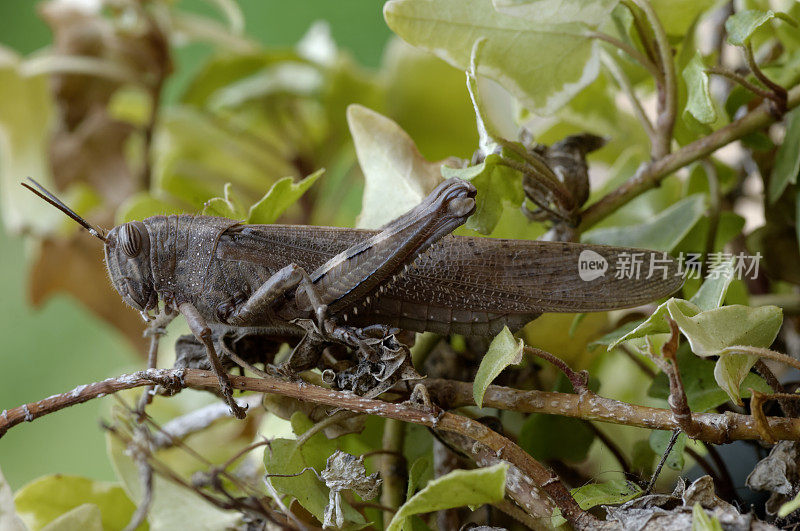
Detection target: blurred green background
<box><xmin>0</xmin><ymin>0</ymin><xmax>390</xmax><ymax>490</ymax></box>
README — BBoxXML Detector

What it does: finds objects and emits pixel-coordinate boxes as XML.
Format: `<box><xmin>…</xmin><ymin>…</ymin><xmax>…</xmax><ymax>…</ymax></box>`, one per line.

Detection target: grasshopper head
<box><xmin>104</xmin><ymin>221</ymin><xmax>157</xmax><ymax>314</ymax></box>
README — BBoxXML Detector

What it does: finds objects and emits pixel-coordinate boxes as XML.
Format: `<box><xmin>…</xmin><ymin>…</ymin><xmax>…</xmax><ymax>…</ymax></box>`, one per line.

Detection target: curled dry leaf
<box><xmin>320</xmin><ymin>451</ymin><xmax>381</xmax><ymax>529</ymax></box>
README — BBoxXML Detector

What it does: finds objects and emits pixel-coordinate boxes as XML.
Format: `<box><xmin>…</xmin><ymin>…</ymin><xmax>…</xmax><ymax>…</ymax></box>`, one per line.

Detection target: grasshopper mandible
<box><xmin>23</xmin><ymin>177</ymin><xmax>682</xmax><ymax>417</ymax></box>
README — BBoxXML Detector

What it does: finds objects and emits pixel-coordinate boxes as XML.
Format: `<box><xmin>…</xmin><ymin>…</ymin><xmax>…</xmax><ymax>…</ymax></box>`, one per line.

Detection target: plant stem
<box><xmin>380</xmin><ymin>419</ymin><xmax>407</xmax><ymax>512</ymax></box>
<box><xmin>586</xmin><ymin>31</ymin><xmax>662</xmax><ymax>80</ymax></box>
<box><xmin>633</xmin><ymin>0</ymin><xmax>677</xmax><ymax>159</ymax></box>
<box><xmin>707</xmin><ymin>66</ymin><xmax>781</xmax><ymax>103</ymax></box>
<box><xmin>578</xmin><ymin>83</ymin><xmax>800</xmax><ymax>231</ymax></box>
<box><xmin>602</xmin><ymin>52</ymin><xmax>656</xmax><ymax>147</ymax></box>
<box><xmin>744</xmin><ymin>42</ymin><xmax>787</xmax><ymax>112</ymax></box>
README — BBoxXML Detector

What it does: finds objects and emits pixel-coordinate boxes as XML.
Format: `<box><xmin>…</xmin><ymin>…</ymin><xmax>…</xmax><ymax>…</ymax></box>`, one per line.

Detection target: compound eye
<box><xmin>119</xmin><ymin>222</ymin><xmax>144</xmax><ymax>258</ymax></box>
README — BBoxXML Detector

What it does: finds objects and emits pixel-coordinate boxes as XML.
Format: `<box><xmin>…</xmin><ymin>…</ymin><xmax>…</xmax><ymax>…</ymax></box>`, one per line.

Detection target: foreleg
<box><xmin>180</xmin><ymin>302</ymin><xmax>247</xmax><ymax>419</ymax></box>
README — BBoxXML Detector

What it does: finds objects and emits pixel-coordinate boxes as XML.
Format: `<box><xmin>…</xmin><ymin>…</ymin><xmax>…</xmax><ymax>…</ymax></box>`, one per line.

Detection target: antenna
<box><xmin>21</xmin><ymin>177</ymin><xmax>107</xmax><ymax>242</ymax></box>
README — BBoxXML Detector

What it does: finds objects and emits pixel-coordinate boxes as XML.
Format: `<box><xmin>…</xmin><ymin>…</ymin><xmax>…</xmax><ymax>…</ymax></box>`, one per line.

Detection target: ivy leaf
<box><xmin>491</xmin><ymin>0</ymin><xmax>618</xmax><ymax>27</ymax></box>
<box><xmin>682</xmin><ymin>52</ymin><xmax>717</xmax><ymax>125</ymax></box>
<box><xmin>247</xmin><ymin>169</ymin><xmax>324</xmax><ymax>224</ymax></box>
<box><xmin>263</xmin><ymin>413</ymin><xmax>367</xmax><ymax>528</ymax></box>
<box><xmin>384</xmin><ymin>0</ymin><xmax>602</xmax><ymax>115</ymax></box>
<box><xmin>407</xmin><ymin>457</ymin><xmax>432</xmax><ymax>499</ymax></box>
<box><xmin>648</xmin><ymin>345</ymin><xmax>771</xmax><ymax>411</ymax></box>
<box><xmin>666</xmin><ymin>300</ymin><xmax>782</xmax><ymax>404</ymax></box>
<box><xmin>386</xmin><ymin>463</ymin><xmax>507</xmax><ymax>531</ymax></box>
<box><xmin>203</xmin><ymin>182</ymin><xmax>247</xmax><ymax>219</ymax></box>
<box><xmin>768</xmin><ymin>108</ymin><xmax>800</xmax><ymax>203</ymax></box>
<box><xmin>473</xmin><ymin>326</ymin><xmax>524</xmax><ymax>407</ymax></box>
<box><xmin>582</xmin><ymin>194</ymin><xmax>706</xmax><ymax>251</ymax></box>
<box><xmin>726</xmin><ymin>10</ymin><xmax>798</xmax><ymax>47</ymax></box>
<box><xmin>13</xmin><ymin>475</ymin><xmax>139</xmax><ymax>531</ymax></box>
<box><xmin>442</xmin><ymin>154</ymin><xmax>524</xmax><ymax>234</ymax></box>
<box><xmin>608</xmin><ymin>298</ymin><xmax>701</xmax><ymax>350</ymax></box>
<box><xmin>553</xmin><ymin>479</ymin><xmax>642</xmax><ymax>526</ymax></box>
<box><xmin>347</xmin><ymin>104</ymin><xmax>445</xmax><ymax>229</ymax></box>
<box><xmin>689</xmin><ymin>258</ymin><xmax>735</xmax><ymax>311</ymax></box>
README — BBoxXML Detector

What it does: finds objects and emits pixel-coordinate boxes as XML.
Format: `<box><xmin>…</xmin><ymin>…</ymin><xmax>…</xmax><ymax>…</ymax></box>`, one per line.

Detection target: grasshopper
<box><xmin>23</xmin><ymin>177</ymin><xmax>681</xmax><ymax>417</ymax></box>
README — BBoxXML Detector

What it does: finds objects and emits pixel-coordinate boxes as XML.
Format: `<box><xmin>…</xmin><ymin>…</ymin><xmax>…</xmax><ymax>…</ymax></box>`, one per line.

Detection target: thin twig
<box><xmin>524</xmin><ymin>346</ymin><xmax>589</xmax><ymax>393</ymax></box>
<box><xmin>578</xmin><ymin>83</ymin><xmax>800</xmax><ymax>231</ymax></box>
<box><xmin>381</xmin><ymin>419</ymin><xmax>407</xmax><ymax>511</ymax></box>
<box><xmin>619</xmin><ymin>0</ymin><xmax>658</xmax><ymax>63</ymax></box>
<box><xmin>743</xmin><ymin>42</ymin><xmax>787</xmax><ymax>113</ymax></box>
<box><xmin>646</xmin><ymin>430</ymin><xmax>680</xmax><ymax>494</ymax></box>
<box><xmin>707</xmin><ymin>66</ymin><xmax>781</xmax><ymax>103</ymax></box>
<box><xmin>660</xmin><ymin>319</ymin><xmax>702</xmax><ymax>438</ymax></box>
<box><xmin>586</xmin><ymin>31</ymin><xmax>662</xmax><ymax>80</ymax></box>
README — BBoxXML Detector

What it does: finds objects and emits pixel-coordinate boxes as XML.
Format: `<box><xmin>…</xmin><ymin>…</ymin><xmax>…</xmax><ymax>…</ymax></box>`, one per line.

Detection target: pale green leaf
<box><xmin>683</xmin><ymin>52</ymin><xmax>717</xmax><ymax>125</ymax></box>
<box><xmin>14</xmin><ymin>476</ymin><xmax>139</xmax><ymax>531</ymax></box>
<box><xmin>203</xmin><ymin>182</ymin><xmax>247</xmax><ymax>219</ymax></box>
<box><xmin>40</xmin><ymin>504</ymin><xmax>102</xmax><ymax>531</ymax></box>
<box><xmin>768</xmin><ymin>108</ymin><xmax>800</xmax><ymax>203</ymax></box>
<box><xmin>582</xmin><ymin>194</ymin><xmax>706</xmax><ymax>251</ymax></box>
<box><xmin>689</xmin><ymin>258</ymin><xmax>735</xmax><ymax>311</ymax></box>
<box><xmin>348</xmin><ymin>104</ymin><xmax>444</xmax><ymax>229</ymax></box>
<box><xmin>693</xmin><ymin>502</ymin><xmax>724</xmax><ymax>531</ymax></box>
<box><xmin>666</xmin><ymin>300</ymin><xmax>782</xmax><ymax>403</ymax></box>
<box><xmin>384</xmin><ymin>0</ymin><xmax>601</xmax><ymax>115</ymax></box>
<box><xmin>648</xmin><ymin>346</ymin><xmax>772</xmax><ymax>411</ymax></box>
<box><xmin>492</xmin><ymin>0</ymin><xmax>619</xmax><ymax>27</ymax></box>
<box><xmin>0</xmin><ymin>467</ymin><xmax>26</xmax><ymax>531</ymax></box>
<box><xmin>726</xmin><ymin>10</ymin><xmax>797</xmax><ymax>46</ymax></box>
<box><xmin>608</xmin><ymin>298</ymin><xmax>701</xmax><ymax>350</ymax></box>
<box><xmin>386</xmin><ymin>463</ymin><xmax>507</xmax><ymax>531</ymax></box>
<box><xmin>406</xmin><ymin>457</ymin><xmax>432</xmax><ymax>500</ymax></box>
<box><xmin>247</xmin><ymin>169</ymin><xmax>324</xmax><ymax>224</ymax></box>
<box><xmin>572</xmin><ymin>479</ymin><xmax>641</xmax><ymax>509</ymax></box>
<box><xmin>0</xmin><ymin>48</ymin><xmax>60</xmax><ymax>235</ymax></box>
<box><xmin>442</xmin><ymin>153</ymin><xmax>524</xmax><ymax>234</ymax></box>
<box><xmin>473</xmin><ymin>326</ymin><xmax>524</xmax><ymax>407</ymax></box>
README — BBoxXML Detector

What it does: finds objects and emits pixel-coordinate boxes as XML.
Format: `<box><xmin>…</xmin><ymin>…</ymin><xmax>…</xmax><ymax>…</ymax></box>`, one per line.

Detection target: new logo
<box><xmin>578</xmin><ymin>250</ymin><xmax>608</xmax><ymax>281</ymax></box>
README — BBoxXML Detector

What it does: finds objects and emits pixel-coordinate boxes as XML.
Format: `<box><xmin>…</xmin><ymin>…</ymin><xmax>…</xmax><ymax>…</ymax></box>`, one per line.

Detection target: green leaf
<box><xmin>0</xmin><ymin>48</ymin><xmax>61</xmax><ymax>235</ymax></box>
<box><xmin>652</xmin><ymin>0</ymin><xmax>716</xmax><ymax>36</ymax></box>
<box><xmin>442</xmin><ymin>153</ymin><xmax>524</xmax><ymax>234</ymax></box>
<box><xmin>608</xmin><ymin>298</ymin><xmax>701</xmax><ymax>350</ymax></box>
<box><xmin>247</xmin><ymin>169</ymin><xmax>324</xmax><ymax>224</ymax></box>
<box><xmin>649</xmin><ymin>431</ymin><xmax>687</xmax><ymax>470</ymax></box>
<box><xmin>582</xmin><ymin>194</ymin><xmax>706</xmax><ymax>251</ymax></box>
<box><xmin>384</xmin><ymin>0</ymin><xmax>601</xmax><ymax>115</ymax></box>
<box><xmin>682</xmin><ymin>52</ymin><xmax>717</xmax><ymax>125</ymax></box>
<box><xmin>0</xmin><ymin>467</ymin><xmax>25</xmax><ymax>531</ymax></box>
<box><xmin>14</xmin><ymin>475</ymin><xmax>139</xmax><ymax>531</ymax></box>
<box><xmin>203</xmin><ymin>182</ymin><xmax>247</xmax><ymax>219</ymax></box>
<box><xmin>347</xmin><ymin>104</ymin><xmax>444</xmax><ymax>229</ymax></box>
<box><xmin>648</xmin><ymin>345</ymin><xmax>772</xmax><ymax>411</ymax></box>
<box><xmin>769</xmin><ymin>108</ymin><xmax>800</xmax><ymax>203</ymax></box>
<box><xmin>473</xmin><ymin>326</ymin><xmax>524</xmax><ymax>407</ymax></box>
<box><xmin>40</xmin><ymin>504</ymin><xmax>102</xmax><ymax>531</ymax></box>
<box><xmin>726</xmin><ymin>10</ymin><xmax>798</xmax><ymax>47</ymax></box>
<box><xmin>407</xmin><ymin>457</ymin><xmax>432</xmax><ymax>500</ymax></box>
<box><xmin>263</xmin><ymin>413</ymin><xmax>366</xmax><ymax>528</ymax></box>
<box><xmin>491</xmin><ymin>0</ymin><xmax>619</xmax><ymax>26</ymax></box>
<box><xmin>666</xmin><ymin>300</ymin><xmax>783</xmax><ymax>403</ymax></box>
<box><xmin>386</xmin><ymin>463</ymin><xmax>507</xmax><ymax>531</ymax></box>
<box><xmin>689</xmin><ymin>258</ymin><xmax>735</xmax><ymax>311</ymax></box>
<box><xmin>692</xmin><ymin>502</ymin><xmax>724</xmax><ymax>531</ymax></box>
<box><xmin>573</xmin><ymin>479</ymin><xmax>642</xmax><ymax>508</ymax></box>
